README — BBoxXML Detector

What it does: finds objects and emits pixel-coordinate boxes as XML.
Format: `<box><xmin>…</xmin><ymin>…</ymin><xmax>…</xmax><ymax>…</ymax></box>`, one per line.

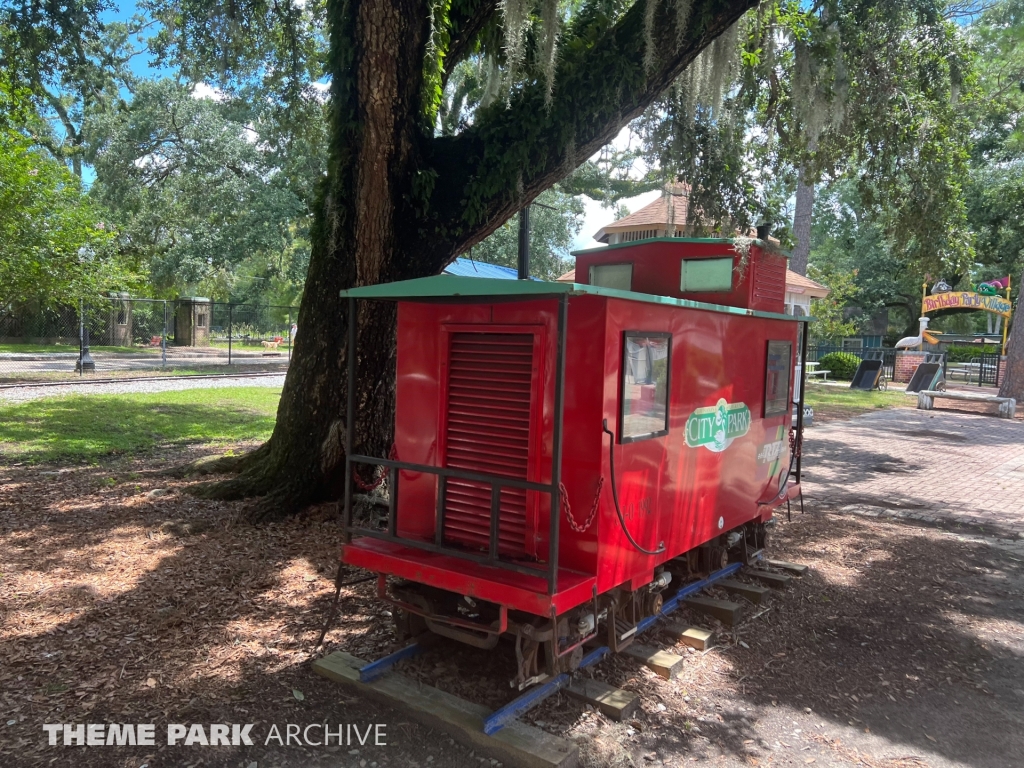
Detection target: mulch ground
<box><xmin>2</xmin><ymin>444</ymin><xmax>1022</xmax><ymax>768</ymax></box>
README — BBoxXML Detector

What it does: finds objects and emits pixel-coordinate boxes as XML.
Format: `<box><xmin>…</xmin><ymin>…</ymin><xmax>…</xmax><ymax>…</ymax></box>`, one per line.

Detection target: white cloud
<box><xmin>570</xmin><ymin>125</ymin><xmax>656</xmax><ymax>252</ymax></box>
<box><xmin>191</xmin><ymin>82</ymin><xmax>227</xmax><ymax>102</ymax></box>
<box><xmin>309</xmin><ymin>80</ymin><xmax>331</xmax><ymax>104</ymax></box>
<box><xmin>571</xmin><ymin>189</ymin><xmax>661</xmax><ymax>253</ymax></box>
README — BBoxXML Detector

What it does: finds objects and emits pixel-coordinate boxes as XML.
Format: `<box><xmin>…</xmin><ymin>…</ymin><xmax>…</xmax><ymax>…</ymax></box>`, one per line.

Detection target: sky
<box><xmin>573</xmin><ymin>190</ymin><xmax>660</xmax><ymax>252</ymax></box>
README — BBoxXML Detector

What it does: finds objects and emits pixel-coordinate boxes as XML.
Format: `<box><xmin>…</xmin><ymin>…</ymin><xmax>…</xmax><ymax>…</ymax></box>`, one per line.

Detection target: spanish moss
<box><xmin>674</xmin><ymin>0</ymin><xmax>693</xmax><ymax>44</ymax></box>
<box><xmin>501</xmin><ymin>0</ymin><xmax>531</xmax><ymax>76</ymax></box>
<box><xmin>644</xmin><ymin>0</ymin><xmax>659</xmax><ymax>73</ymax></box>
<box><xmin>539</xmin><ymin>0</ymin><xmax>561</xmax><ymax>103</ymax></box>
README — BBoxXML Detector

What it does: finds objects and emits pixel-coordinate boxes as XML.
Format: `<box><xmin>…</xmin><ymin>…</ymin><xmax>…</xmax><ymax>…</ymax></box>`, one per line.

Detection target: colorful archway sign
<box><xmin>920</xmin><ymin>276</ymin><xmax>1012</xmax><ymax>350</ymax></box>
<box><xmin>921</xmin><ymin>291</ymin><xmax>1011</xmax><ymax>317</ymax></box>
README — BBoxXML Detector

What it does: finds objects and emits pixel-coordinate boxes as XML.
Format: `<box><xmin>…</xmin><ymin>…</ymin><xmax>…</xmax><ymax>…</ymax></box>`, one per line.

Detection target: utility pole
<box><xmin>517</xmin><ymin>207</ymin><xmax>530</xmax><ymax>280</ymax></box>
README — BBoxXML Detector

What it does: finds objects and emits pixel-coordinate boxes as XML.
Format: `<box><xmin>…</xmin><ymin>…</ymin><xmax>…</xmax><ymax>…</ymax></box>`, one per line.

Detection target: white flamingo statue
<box><xmin>895</xmin><ymin>316</ymin><xmax>931</xmax><ymax>349</ymax></box>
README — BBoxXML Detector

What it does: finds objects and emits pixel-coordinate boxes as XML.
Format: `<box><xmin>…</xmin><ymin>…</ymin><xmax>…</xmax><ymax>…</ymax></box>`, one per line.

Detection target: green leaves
<box><xmin>85</xmin><ymin>79</ymin><xmax>307</xmax><ymax>299</ymax></box>
<box><xmin>965</xmin><ymin>0</ymin><xmax>1024</xmax><ymax>288</ymax></box>
<box><xmin>0</xmin><ymin>120</ymin><xmax>128</xmax><ymax>306</ymax></box>
<box><xmin>466</xmin><ymin>187</ymin><xmax>584</xmax><ymax>279</ymax></box>
<box><xmin>808</xmin><ymin>264</ymin><xmax>861</xmax><ymax>342</ymax></box>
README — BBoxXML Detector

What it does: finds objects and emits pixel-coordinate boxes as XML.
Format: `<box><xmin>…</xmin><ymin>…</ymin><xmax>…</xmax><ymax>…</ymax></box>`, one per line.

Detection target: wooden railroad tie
<box><xmin>683</xmin><ymin>596</ymin><xmax>744</xmax><ymax>627</ymax></box>
<box><xmin>621</xmin><ymin>644</ymin><xmax>686</xmax><ymax>680</ymax></box>
<box><xmin>764</xmin><ymin>559</ymin><xmax>809</xmax><ymax>576</ymax></box>
<box><xmin>747</xmin><ymin>570</ymin><xmax>793</xmax><ymax>589</ymax></box>
<box><xmin>565</xmin><ymin>679</ymin><xmax>640</xmax><ymax>721</ymax></box>
<box><xmin>663</xmin><ymin>623</ymin><xmax>715</xmax><ymax>651</ymax></box>
<box><xmin>715</xmin><ymin>578</ymin><xmax>770</xmax><ymax>605</ymax></box>
<box><xmin>313</xmin><ymin>651</ymin><xmax>577</xmax><ymax>767</ymax></box>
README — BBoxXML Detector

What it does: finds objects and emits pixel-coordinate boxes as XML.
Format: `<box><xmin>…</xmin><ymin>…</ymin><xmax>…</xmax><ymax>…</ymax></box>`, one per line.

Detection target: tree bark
<box><xmin>199</xmin><ymin>0</ymin><xmax>760</xmax><ymax>520</ymax></box>
<box><xmin>998</xmin><ymin>270</ymin><xmax>1023</xmax><ymax>401</ymax></box>
<box><xmin>790</xmin><ymin>166</ymin><xmax>814</xmax><ymax>276</ymax></box>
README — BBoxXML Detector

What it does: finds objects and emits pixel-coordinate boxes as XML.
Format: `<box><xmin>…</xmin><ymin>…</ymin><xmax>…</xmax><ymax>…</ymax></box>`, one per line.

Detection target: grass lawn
<box><xmin>803</xmin><ymin>382</ymin><xmax>911</xmax><ymax>422</ymax></box>
<box><xmin>0</xmin><ymin>343</ymin><xmax>146</xmax><ymax>354</ymax></box>
<box><xmin>0</xmin><ymin>387</ymin><xmax>281</xmax><ymax>463</ymax></box>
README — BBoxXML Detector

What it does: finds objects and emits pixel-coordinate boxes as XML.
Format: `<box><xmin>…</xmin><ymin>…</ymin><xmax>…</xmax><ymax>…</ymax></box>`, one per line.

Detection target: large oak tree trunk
<box><xmin>198</xmin><ymin>0</ymin><xmax>433</xmax><ymax>518</ymax></box>
<box><xmin>198</xmin><ymin>0</ymin><xmax>760</xmax><ymax>520</ymax></box>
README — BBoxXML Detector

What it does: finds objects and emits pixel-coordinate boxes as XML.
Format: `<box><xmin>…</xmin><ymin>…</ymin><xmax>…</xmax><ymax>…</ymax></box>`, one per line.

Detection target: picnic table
<box><xmin>947</xmin><ymin>360</ymin><xmax>997</xmax><ymax>383</ymax></box>
<box><xmin>806</xmin><ymin>361</ymin><xmax>831</xmax><ymax>381</ymax></box>
<box><xmin>946</xmin><ymin>363</ymin><xmax>977</xmax><ymax>380</ymax></box>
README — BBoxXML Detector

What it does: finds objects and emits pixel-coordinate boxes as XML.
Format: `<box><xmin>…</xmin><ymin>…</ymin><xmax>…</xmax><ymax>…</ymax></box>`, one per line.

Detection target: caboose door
<box><xmin>438</xmin><ymin>325</ymin><xmax>545</xmax><ymax>560</ymax></box>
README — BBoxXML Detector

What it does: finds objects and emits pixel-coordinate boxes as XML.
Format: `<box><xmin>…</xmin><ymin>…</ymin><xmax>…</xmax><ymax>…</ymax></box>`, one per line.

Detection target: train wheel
<box><xmin>392</xmin><ymin>585</ymin><xmax>431</xmax><ymax>642</ymax></box>
<box><xmin>393</xmin><ymin>609</ymin><xmax>428</xmax><ymax>642</ymax></box>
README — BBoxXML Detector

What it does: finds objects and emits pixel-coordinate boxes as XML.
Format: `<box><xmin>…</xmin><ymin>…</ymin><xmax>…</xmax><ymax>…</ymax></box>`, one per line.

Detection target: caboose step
<box><xmin>621</xmin><ymin>644</ymin><xmax>686</xmax><ymax>680</ymax></box>
<box><xmin>765</xmin><ymin>559</ymin><xmax>809</xmax><ymax>575</ymax></box>
<box><xmin>683</xmin><ymin>596</ymin><xmax>744</xmax><ymax>627</ymax></box>
<box><xmin>747</xmin><ymin>570</ymin><xmax>793</xmax><ymax>588</ymax></box>
<box><xmin>716</xmin><ymin>579</ymin><xmax>770</xmax><ymax>605</ymax></box>
<box><xmin>314</xmin><ymin>651</ymin><xmax>577</xmax><ymax>767</ymax></box>
<box><xmin>565</xmin><ymin>679</ymin><xmax>640</xmax><ymax>721</ymax></box>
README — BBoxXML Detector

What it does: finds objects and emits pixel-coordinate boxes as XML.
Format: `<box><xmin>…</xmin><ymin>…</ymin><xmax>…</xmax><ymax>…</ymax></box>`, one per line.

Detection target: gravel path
<box><xmin>0</xmin><ymin>373</ymin><xmax>285</xmax><ymax>403</ymax></box>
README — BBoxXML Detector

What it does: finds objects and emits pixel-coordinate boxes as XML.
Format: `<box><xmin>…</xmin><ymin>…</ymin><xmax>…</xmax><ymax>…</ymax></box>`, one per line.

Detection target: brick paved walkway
<box><xmin>800</xmin><ymin>408</ymin><xmax>1024</xmax><ymax>539</ymax></box>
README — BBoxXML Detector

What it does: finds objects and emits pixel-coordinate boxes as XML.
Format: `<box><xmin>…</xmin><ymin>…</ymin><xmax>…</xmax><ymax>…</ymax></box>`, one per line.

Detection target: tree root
<box><xmin>167</xmin><ymin>450</ymin><xmax>256</xmax><ymax>479</ymax></box>
<box><xmin>185</xmin><ymin>441</ymin><xmax>330</xmax><ymax>523</ymax></box>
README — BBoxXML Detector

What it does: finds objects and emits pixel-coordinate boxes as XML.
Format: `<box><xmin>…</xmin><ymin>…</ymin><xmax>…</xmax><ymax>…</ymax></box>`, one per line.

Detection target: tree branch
<box><xmin>424</xmin><ymin>0</ymin><xmax>759</xmax><ymax>262</ymax></box>
<box><xmin>443</xmin><ymin>0</ymin><xmax>498</xmax><ymax>84</ymax></box>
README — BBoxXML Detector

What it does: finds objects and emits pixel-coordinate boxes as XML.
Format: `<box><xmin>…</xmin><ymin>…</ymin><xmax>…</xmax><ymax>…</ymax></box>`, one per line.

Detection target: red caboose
<box><xmin>340</xmin><ymin>237</ymin><xmax>808</xmax><ymax>688</ymax></box>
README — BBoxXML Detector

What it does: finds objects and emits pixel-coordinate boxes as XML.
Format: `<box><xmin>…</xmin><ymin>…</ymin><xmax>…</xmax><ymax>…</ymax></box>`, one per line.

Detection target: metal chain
<box><xmin>788</xmin><ymin>427</ymin><xmax>801</xmax><ymax>459</ymax></box>
<box><xmin>560</xmin><ymin>477</ymin><xmax>604</xmax><ymax>533</ymax></box>
<box><xmin>352</xmin><ymin>443</ymin><xmax>398</xmax><ymax>492</ymax></box>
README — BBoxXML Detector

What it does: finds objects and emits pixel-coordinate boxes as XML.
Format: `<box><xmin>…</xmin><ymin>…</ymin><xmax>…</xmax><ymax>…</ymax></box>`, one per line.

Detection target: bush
<box><xmin>945</xmin><ymin>344</ymin><xmax>999</xmax><ymax>363</ymax></box>
<box><xmin>817</xmin><ymin>351</ymin><xmax>861</xmax><ymax>380</ymax></box>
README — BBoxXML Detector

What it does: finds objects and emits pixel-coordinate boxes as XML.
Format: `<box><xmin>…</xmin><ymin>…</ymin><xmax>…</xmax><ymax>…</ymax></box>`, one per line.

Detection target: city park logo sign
<box><xmin>685</xmin><ymin>399</ymin><xmax>751</xmax><ymax>453</ymax></box>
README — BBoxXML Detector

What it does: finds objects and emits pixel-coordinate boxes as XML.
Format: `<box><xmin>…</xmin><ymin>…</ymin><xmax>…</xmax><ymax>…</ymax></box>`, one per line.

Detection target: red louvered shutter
<box><xmin>442</xmin><ymin>332</ymin><xmax>535</xmax><ymax>558</ymax></box>
<box><xmin>750</xmin><ymin>254</ymin><xmax>786</xmax><ymax>311</ymax></box>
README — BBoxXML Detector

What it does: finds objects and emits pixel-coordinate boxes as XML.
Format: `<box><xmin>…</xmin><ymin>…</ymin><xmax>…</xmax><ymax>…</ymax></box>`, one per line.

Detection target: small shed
<box><xmin>105</xmin><ymin>292</ymin><xmax>133</xmax><ymax>346</ymax></box>
<box><xmin>175</xmin><ymin>297</ymin><xmax>211</xmax><ymax>346</ymax></box>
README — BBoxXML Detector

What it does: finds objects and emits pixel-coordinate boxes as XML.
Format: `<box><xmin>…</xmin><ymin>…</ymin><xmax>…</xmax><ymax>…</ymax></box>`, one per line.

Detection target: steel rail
<box><xmin>481</xmin><ymin>560</ymin><xmax>744</xmax><ymax>735</ymax></box>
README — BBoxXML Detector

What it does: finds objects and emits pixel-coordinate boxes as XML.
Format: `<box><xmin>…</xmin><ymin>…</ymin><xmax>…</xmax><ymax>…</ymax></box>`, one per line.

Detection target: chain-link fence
<box><xmin>0</xmin><ymin>296</ymin><xmax>298</xmax><ymax>383</ymax></box>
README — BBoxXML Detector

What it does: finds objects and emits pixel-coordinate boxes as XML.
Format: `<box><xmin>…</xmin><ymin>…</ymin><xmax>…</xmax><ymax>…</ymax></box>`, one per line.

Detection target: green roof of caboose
<box><xmin>339</xmin><ymin>275</ymin><xmax>809</xmax><ymax>323</ymax></box>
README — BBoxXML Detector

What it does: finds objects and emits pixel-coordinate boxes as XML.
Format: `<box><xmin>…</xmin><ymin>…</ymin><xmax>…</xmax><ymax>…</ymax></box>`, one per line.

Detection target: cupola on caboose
<box><xmin>339</xmin><ymin>233</ymin><xmax>808</xmax><ymax>689</ymax></box>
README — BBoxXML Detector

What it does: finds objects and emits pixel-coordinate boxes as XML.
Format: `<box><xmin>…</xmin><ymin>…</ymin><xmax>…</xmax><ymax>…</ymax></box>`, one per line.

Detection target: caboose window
<box><xmin>590</xmin><ymin>263</ymin><xmax>633</xmax><ymax>291</ymax></box>
<box><xmin>680</xmin><ymin>257</ymin><xmax>733</xmax><ymax>292</ymax></box>
<box><xmin>620</xmin><ymin>333</ymin><xmax>671</xmax><ymax>442</ymax></box>
<box><xmin>764</xmin><ymin>340</ymin><xmax>792</xmax><ymax>417</ymax></box>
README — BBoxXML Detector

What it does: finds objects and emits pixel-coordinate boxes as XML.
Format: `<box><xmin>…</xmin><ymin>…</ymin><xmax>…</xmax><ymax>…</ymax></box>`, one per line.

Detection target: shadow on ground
<box><xmin>2</xmin><ymin>448</ymin><xmax>1022</xmax><ymax>768</ymax></box>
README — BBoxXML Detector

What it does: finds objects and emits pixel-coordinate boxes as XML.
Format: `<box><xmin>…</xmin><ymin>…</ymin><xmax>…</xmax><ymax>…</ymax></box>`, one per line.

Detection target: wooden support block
<box><xmin>747</xmin><ymin>569</ymin><xmax>792</xmax><ymax>589</ymax></box>
<box><xmin>765</xmin><ymin>559</ymin><xmax>809</xmax><ymax>576</ymax></box>
<box><xmin>683</xmin><ymin>596</ymin><xmax>744</xmax><ymax>627</ymax></box>
<box><xmin>664</xmin><ymin>623</ymin><xmax>715</xmax><ymax>651</ymax></box>
<box><xmin>621</xmin><ymin>644</ymin><xmax>686</xmax><ymax>680</ymax></box>
<box><xmin>314</xmin><ymin>651</ymin><xmax>577</xmax><ymax>768</ymax></box>
<box><xmin>565</xmin><ymin>679</ymin><xmax>640</xmax><ymax>721</ymax></box>
<box><xmin>716</xmin><ymin>578</ymin><xmax>770</xmax><ymax>605</ymax></box>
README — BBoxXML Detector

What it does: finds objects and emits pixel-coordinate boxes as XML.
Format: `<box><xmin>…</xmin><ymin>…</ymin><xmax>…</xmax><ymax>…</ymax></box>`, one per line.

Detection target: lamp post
<box><xmin>75</xmin><ymin>298</ymin><xmax>95</xmax><ymax>374</ymax></box>
<box><xmin>75</xmin><ymin>247</ymin><xmax>96</xmax><ymax>374</ymax></box>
